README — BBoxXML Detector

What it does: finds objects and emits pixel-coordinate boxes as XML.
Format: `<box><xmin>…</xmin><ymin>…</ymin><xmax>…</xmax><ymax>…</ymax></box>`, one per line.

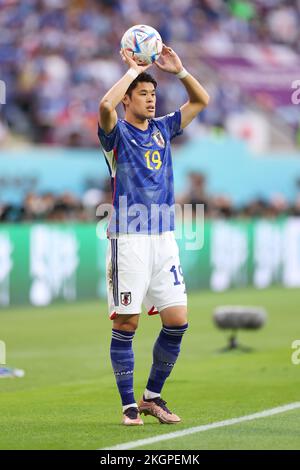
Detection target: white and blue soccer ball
<box><xmin>121</xmin><ymin>24</ymin><xmax>163</xmax><ymax>66</ymax></box>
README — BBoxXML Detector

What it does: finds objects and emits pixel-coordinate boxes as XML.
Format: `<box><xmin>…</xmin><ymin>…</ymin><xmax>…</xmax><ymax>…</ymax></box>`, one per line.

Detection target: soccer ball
<box><xmin>121</xmin><ymin>24</ymin><xmax>162</xmax><ymax>66</ymax></box>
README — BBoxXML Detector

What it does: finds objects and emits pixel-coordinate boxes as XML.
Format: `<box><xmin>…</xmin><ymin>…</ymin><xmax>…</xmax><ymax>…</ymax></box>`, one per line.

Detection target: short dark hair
<box><xmin>125</xmin><ymin>72</ymin><xmax>157</xmax><ymax>97</ymax></box>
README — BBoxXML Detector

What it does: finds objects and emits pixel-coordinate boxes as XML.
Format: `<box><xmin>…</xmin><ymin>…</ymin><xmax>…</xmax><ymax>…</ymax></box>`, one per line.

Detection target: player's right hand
<box><xmin>120</xmin><ymin>49</ymin><xmax>152</xmax><ymax>73</ymax></box>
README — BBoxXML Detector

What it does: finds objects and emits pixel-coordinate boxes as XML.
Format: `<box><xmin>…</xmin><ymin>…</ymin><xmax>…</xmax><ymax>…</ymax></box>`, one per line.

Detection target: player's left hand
<box><xmin>155</xmin><ymin>44</ymin><xmax>183</xmax><ymax>74</ymax></box>
<box><xmin>120</xmin><ymin>49</ymin><xmax>153</xmax><ymax>73</ymax></box>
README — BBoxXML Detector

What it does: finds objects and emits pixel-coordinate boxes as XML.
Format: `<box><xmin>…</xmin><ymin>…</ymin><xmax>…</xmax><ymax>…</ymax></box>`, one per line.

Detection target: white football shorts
<box><xmin>106</xmin><ymin>231</ymin><xmax>187</xmax><ymax>319</ymax></box>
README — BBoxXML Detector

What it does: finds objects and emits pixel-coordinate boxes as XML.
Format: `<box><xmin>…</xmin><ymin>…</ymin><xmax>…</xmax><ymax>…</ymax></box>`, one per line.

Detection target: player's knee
<box><xmin>112</xmin><ymin>314</ymin><xmax>139</xmax><ymax>332</ymax></box>
<box><xmin>171</xmin><ymin>318</ymin><xmax>188</xmax><ymax>330</ymax></box>
<box><xmin>177</xmin><ymin>311</ymin><xmax>188</xmax><ymax>326</ymax></box>
<box><xmin>160</xmin><ymin>306</ymin><xmax>188</xmax><ymax>327</ymax></box>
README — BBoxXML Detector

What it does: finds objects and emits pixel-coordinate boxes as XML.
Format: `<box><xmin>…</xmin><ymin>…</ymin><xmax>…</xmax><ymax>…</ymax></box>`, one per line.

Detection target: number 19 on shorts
<box><xmin>170</xmin><ymin>265</ymin><xmax>185</xmax><ymax>286</ymax></box>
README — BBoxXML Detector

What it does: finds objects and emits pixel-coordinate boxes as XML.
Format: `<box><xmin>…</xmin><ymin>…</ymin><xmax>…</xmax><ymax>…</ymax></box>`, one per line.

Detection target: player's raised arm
<box><xmin>99</xmin><ymin>51</ymin><xmax>153</xmax><ymax>133</ymax></box>
<box><xmin>155</xmin><ymin>44</ymin><xmax>210</xmax><ymax>129</ymax></box>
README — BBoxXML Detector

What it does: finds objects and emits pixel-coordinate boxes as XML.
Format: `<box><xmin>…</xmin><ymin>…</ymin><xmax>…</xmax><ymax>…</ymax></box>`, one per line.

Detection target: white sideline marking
<box><xmin>100</xmin><ymin>402</ymin><xmax>300</xmax><ymax>450</ymax></box>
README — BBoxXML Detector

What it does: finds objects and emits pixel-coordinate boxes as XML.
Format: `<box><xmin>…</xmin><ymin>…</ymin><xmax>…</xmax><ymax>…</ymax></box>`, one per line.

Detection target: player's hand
<box><xmin>120</xmin><ymin>49</ymin><xmax>153</xmax><ymax>74</ymax></box>
<box><xmin>154</xmin><ymin>44</ymin><xmax>183</xmax><ymax>74</ymax></box>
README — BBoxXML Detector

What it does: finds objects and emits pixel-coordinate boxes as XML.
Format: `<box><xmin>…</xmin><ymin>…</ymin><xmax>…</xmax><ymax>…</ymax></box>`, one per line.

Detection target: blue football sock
<box><xmin>146</xmin><ymin>323</ymin><xmax>188</xmax><ymax>395</ymax></box>
<box><xmin>110</xmin><ymin>329</ymin><xmax>136</xmax><ymax>406</ymax></box>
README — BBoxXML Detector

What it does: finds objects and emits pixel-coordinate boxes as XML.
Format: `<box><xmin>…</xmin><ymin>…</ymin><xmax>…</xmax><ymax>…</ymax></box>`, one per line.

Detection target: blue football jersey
<box><xmin>98</xmin><ymin>110</ymin><xmax>183</xmax><ymax>235</ymax></box>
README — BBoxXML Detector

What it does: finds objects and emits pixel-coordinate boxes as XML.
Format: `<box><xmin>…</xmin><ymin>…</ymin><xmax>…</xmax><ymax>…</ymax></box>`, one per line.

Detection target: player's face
<box><xmin>126</xmin><ymin>82</ymin><xmax>156</xmax><ymax>119</ymax></box>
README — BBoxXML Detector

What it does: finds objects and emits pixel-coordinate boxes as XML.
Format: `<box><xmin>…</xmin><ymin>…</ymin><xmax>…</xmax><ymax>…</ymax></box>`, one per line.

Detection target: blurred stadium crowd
<box><xmin>0</xmin><ymin>0</ymin><xmax>299</xmax><ymax>147</ymax></box>
<box><xmin>1</xmin><ymin>173</ymin><xmax>300</xmax><ymax>222</ymax></box>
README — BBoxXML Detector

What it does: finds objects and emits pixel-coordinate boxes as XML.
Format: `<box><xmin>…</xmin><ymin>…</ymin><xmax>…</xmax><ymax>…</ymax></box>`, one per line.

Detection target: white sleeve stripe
<box><xmin>103</xmin><ymin>149</ymin><xmax>117</xmax><ymax>177</ymax></box>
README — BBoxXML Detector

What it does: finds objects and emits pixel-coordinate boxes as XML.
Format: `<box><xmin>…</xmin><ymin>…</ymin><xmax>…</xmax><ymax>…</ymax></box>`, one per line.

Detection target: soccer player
<box><xmin>98</xmin><ymin>44</ymin><xmax>209</xmax><ymax>425</ymax></box>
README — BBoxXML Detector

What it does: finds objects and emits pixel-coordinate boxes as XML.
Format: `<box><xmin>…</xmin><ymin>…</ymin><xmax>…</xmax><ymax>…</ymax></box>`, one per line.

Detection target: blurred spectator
<box><xmin>0</xmin><ymin>119</ymin><xmax>8</xmax><ymax>144</ymax></box>
<box><xmin>0</xmin><ymin>0</ymin><xmax>299</xmax><ymax>147</ymax></box>
<box><xmin>0</xmin><ymin>188</ymin><xmax>299</xmax><ymax>224</ymax></box>
<box><xmin>176</xmin><ymin>171</ymin><xmax>299</xmax><ymax>221</ymax></box>
<box><xmin>177</xmin><ymin>172</ymin><xmax>209</xmax><ymax>215</ymax></box>
<box><xmin>0</xmin><ymin>176</ymin><xmax>114</xmax><ymax>223</ymax></box>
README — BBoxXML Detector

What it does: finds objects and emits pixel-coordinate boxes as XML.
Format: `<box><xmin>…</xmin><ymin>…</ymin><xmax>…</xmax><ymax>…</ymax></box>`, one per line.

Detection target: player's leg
<box><xmin>106</xmin><ymin>236</ymin><xmax>150</xmax><ymax>425</ymax></box>
<box><xmin>145</xmin><ymin>305</ymin><xmax>188</xmax><ymax>396</ymax></box>
<box><xmin>112</xmin><ymin>313</ymin><xmax>140</xmax><ymax>331</ymax></box>
<box><xmin>139</xmin><ymin>306</ymin><xmax>188</xmax><ymax>423</ymax></box>
<box><xmin>159</xmin><ymin>304</ymin><xmax>188</xmax><ymax>327</ymax></box>
<box><xmin>110</xmin><ymin>313</ymin><xmax>143</xmax><ymax>425</ymax></box>
<box><xmin>139</xmin><ymin>233</ymin><xmax>188</xmax><ymax>423</ymax></box>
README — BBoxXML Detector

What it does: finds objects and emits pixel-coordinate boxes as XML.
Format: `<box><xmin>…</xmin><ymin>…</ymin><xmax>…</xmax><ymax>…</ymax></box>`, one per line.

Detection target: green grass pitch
<box><xmin>0</xmin><ymin>287</ymin><xmax>299</xmax><ymax>450</ymax></box>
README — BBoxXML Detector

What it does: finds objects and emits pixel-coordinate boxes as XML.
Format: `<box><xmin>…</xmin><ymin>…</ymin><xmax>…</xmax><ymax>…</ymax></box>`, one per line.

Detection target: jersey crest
<box><xmin>121</xmin><ymin>291</ymin><xmax>132</xmax><ymax>306</ymax></box>
<box><xmin>152</xmin><ymin>130</ymin><xmax>165</xmax><ymax>148</ymax></box>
